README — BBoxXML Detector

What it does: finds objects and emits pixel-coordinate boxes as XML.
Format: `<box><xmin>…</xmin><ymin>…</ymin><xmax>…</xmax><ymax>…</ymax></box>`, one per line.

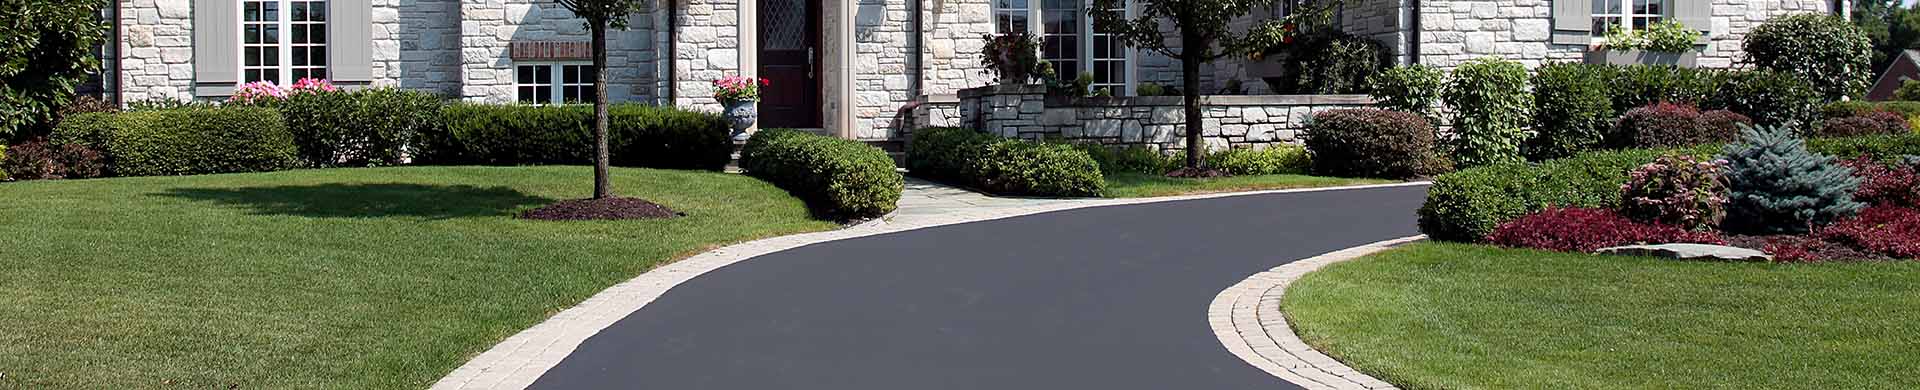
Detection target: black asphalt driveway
<box><xmin>531</xmin><ymin>185</ymin><xmax>1429</xmax><ymax>390</ymax></box>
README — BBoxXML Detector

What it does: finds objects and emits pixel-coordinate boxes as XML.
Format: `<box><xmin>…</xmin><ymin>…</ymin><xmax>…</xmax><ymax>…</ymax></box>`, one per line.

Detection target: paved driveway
<box><xmin>530</xmin><ymin>185</ymin><xmax>1428</xmax><ymax>390</ymax></box>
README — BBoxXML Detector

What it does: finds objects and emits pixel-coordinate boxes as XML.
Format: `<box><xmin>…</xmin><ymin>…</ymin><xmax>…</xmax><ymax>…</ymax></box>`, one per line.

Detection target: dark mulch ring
<box><xmin>1165</xmin><ymin>167</ymin><xmax>1229</xmax><ymax>178</ymax></box>
<box><xmin>1722</xmin><ymin>234</ymin><xmax>1893</xmax><ymax>262</ymax></box>
<box><xmin>518</xmin><ymin>197</ymin><xmax>684</xmax><ymax>221</ymax></box>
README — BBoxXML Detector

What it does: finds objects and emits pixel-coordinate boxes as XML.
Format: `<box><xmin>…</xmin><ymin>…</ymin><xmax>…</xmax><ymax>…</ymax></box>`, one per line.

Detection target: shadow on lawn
<box><xmin>154</xmin><ymin>183</ymin><xmax>553</xmax><ymax>219</ymax></box>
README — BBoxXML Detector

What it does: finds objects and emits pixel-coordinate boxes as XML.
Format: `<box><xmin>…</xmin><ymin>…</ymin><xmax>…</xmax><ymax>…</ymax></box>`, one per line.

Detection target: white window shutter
<box><xmin>193</xmin><ymin>0</ymin><xmax>239</xmax><ymax>96</ymax></box>
<box><xmin>1671</xmin><ymin>0</ymin><xmax>1711</xmax><ymax>36</ymax></box>
<box><xmin>330</xmin><ymin>0</ymin><xmax>373</xmax><ymax>82</ymax></box>
<box><xmin>1552</xmin><ymin>0</ymin><xmax>1594</xmax><ymax>45</ymax></box>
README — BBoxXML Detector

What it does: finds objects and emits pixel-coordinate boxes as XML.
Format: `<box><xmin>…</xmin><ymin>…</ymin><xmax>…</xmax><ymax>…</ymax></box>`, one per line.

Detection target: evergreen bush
<box><xmin>1443</xmin><ymin>57</ymin><xmax>1533</xmax><ymax>167</ymax></box>
<box><xmin>1743</xmin><ymin>14</ymin><xmax>1873</xmax><ymax>101</ymax></box>
<box><xmin>1721</xmin><ymin>125</ymin><xmax>1865</xmax><ymax>234</ymax></box>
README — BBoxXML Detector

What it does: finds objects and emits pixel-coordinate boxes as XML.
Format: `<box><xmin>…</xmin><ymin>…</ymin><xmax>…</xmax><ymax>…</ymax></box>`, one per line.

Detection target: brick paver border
<box><xmin>1208</xmin><ymin>235</ymin><xmax>1425</xmax><ymax>390</ymax></box>
<box><xmin>430</xmin><ymin>182</ymin><xmax>1430</xmax><ymax>390</ymax></box>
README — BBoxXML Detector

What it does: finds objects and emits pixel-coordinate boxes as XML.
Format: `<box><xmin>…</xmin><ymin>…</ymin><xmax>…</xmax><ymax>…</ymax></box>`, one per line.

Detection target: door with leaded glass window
<box><xmin>757</xmin><ymin>0</ymin><xmax>821</xmax><ymax>128</ymax></box>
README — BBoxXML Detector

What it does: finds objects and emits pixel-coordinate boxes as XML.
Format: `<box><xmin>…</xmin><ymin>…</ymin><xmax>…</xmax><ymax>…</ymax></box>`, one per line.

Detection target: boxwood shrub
<box><xmin>739</xmin><ymin>128</ymin><xmax>903</xmax><ymax>219</ymax></box>
<box><xmin>1206</xmin><ymin>146</ymin><xmax>1311</xmax><ymax>176</ymax></box>
<box><xmin>908</xmin><ymin>127</ymin><xmax>1104</xmax><ymax>197</ymax></box>
<box><xmin>1527</xmin><ymin>62</ymin><xmax>1614</xmax><ymax>161</ymax></box>
<box><xmin>1418</xmin><ymin>145</ymin><xmax>1720</xmax><ymax>242</ymax></box>
<box><xmin>52</xmin><ymin>107</ymin><xmax>300</xmax><ymax>176</ymax></box>
<box><xmin>1304</xmin><ymin>108</ymin><xmax>1449</xmax><ymax>179</ymax></box>
<box><xmin>259</xmin><ymin>87</ymin><xmax>444</xmax><ymax>167</ymax></box>
<box><xmin>416</xmin><ymin>103</ymin><xmax>731</xmax><ymax>170</ymax></box>
<box><xmin>1808</xmin><ymin>133</ymin><xmax>1920</xmax><ymax>159</ymax></box>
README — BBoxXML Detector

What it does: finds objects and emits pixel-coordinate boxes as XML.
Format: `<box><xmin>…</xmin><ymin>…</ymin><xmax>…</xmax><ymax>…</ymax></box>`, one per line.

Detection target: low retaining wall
<box><xmin>932</xmin><ymin>84</ymin><xmax>1374</xmax><ymax>152</ymax></box>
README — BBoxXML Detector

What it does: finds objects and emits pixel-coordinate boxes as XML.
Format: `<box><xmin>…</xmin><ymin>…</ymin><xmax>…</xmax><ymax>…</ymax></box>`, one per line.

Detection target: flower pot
<box><xmin>724</xmin><ymin>100</ymin><xmax>757</xmax><ymax>142</ymax></box>
<box><xmin>1584</xmin><ymin>49</ymin><xmax>1699</xmax><ymax>68</ymax></box>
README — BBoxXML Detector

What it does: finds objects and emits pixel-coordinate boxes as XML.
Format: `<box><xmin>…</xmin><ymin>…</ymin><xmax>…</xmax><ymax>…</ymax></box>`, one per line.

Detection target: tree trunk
<box><xmin>591</xmin><ymin>21</ymin><xmax>613</xmax><ymax>199</ymax></box>
<box><xmin>1181</xmin><ymin>35</ymin><xmax>1204</xmax><ymax>170</ymax></box>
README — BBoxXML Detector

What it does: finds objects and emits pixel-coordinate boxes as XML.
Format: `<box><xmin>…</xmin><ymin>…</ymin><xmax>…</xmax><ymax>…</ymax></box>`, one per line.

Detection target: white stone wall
<box><xmin>1417</xmin><ymin>0</ymin><xmax>1835</xmax><ymax>70</ymax></box>
<box><xmin>668</xmin><ymin>0</ymin><xmax>737</xmax><ymax>110</ymax></box>
<box><xmin>375</xmin><ymin>0</ymin><xmax>461</xmax><ymax>95</ymax></box>
<box><xmin>119</xmin><ymin>0</ymin><xmax>196</xmax><ymax>103</ymax></box>
<box><xmin>460</xmin><ymin>0</ymin><xmax>659</xmax><ymax>103</ymax></box>
<box><xmin>958</xmin><ymin>85</ymin><xmax>1376</xmax><ymax>152</ymax></box>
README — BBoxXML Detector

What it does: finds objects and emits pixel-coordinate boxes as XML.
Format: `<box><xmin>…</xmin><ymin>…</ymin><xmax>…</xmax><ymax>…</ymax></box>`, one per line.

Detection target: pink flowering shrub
<box><xmin>1486</xmin><ymin>207</ymin><xmax>1725</xmax><ymax>253</ymax></box>
<box><xmin>1620</xmin><ymin>154</ymin><xmax>1729</xmax><ymax>230</ymax></box>
<box><xmin>229</xmin><ymin>81</ymin><xmax>288</xmax><ymax>104</ymax></box>
<box><xmin>1818</xmin><ymin>205</ymin><xmax>1920</xmax><ymax>259</ymax></box>
<box><xmin>1840</xmin><ymin>156</ymin><xmax>1920</xmax><ymax>208</ymax></box>
<box><xmin>712</xmin><ymin>75</ymin><xmax>767</xmax><ymax>104</ymax></box>
<box><xmin>288</xmin><ymin>78</ymin><xmax>338</xmax><ymax>94</ymax></box>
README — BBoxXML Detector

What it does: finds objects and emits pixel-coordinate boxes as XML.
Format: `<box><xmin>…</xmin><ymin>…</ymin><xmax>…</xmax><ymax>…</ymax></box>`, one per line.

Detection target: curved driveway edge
<box><xmin>1209</xmin><ymin>235</ymin><xmax>1424</xmax><ymax>390</ymax></box>
<box><xmin>431</xmin><ymin>182</ymin><xmax>1430</xmax><ymax>390</ymax></box>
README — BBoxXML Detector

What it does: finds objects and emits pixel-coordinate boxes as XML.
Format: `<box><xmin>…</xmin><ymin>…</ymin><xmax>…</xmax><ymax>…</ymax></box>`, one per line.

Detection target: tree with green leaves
<box><xmin>1</xmin><ymin>0</ymin><xmax>109</xmax><ymax>140</ymax></box>
<box><xmin>556</xmin><ymin>0</ymin><xmax>642</xmax><ymax>198</ymax></box>
<box><xmin>1092</xmin><ymin>0</ymin><xmax>1336</xmax><ymax>176</ymax></box>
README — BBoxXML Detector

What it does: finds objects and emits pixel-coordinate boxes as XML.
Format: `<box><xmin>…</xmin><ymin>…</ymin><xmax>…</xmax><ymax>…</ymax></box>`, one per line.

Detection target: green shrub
<box><xmin>1136</xmin><ymin>83</ymin><xmax>1168</xmax><ymax>97</ymax></box>
<box><xmin>1610</xmin><ymin>65</ymin><xmax>1719</xmax><ymax>113</ymax></box>
<box><xmin>1807</xmin><ymin>133</ymin><xmax>1920</xmax><ymax>160</ymax></box>
<box><xmin>1819</xmin><ymin>100</ymin><xmax>1920</xmax><ymax>121</ymax></box>
<box><xmin>416</xmin><ymin>103</ymin><xmax>731</xmax><ymax>170</ymax></box>
<box><xmin>1897</xmin><ymin>79</ymin><xmax>1920</xmax><ymax>101</ymax></box>
<box><xmin>1366</xmin><ymin>65</ymin><xmax>1446</xmax><ymax>121</ymax></box>
<box><xmin>1071</xmin><ymin>143</ymin><xmax>1175</xmax><ymax>175</ymax></box>
<box><xmin>739</xmin><ymin>128</ymin><xmax>903</xmax><ymax>219</ymax></box>
<box><xmin>1528</xmin><ymin>62</ymin><xmax>1615</xmax><ymax>160</ymax></box>
<box><xmin>1444</xmin><ymin>57</ymin><xmax>1533</xmax><ymax>167</ymax></box>
<box><xmin>907</xmin><ymin>127</ymin><xmax>1105</xmax><ymax>197</ymax></box>
<box><xmin>1269</xmin><ymin>31</ymin><xmax>1388</xmax><ymax>94</ymax></box>
<box><xmin>1418</xmin><ymin>145</ymin><xmax>1722</xmax><ymax>242</ymax></box>
<box><xmin>1304</xmin><ymin>108</ymin><xmax>1449</xmax><ymax>179</ymax></box>
<box><xmin>1206</xmin><ymin>146</ymin><xmax>1311</xmax><ymax>176</ymax></box>
<box><xmin>1743</xmin><ymin>14</ymin><xmax>1873</xmax><ymax>101</ymax></box>
<box><xmin>1721</xmin><ymin>125</ymin><xmax>1864</xmax><ymax>234</ymax></box>
<box><xmin>52</xmin><ymin>107</ymin><xmax>299</xmax><ymax>176</ymax></box>
<box><xmin>255</xmin><ymin>88</ymin><xmax>444</xmax><ymax>167</ymax></box>
<box><xmin>1706</xmin><ymin>69</ymin><xmax>1819</xmax><ymax>128</ymax></box>
<box><xmin>1</xmin><ymin>0</ymin><xmax>109</xmax><ymax>139</ymax></box>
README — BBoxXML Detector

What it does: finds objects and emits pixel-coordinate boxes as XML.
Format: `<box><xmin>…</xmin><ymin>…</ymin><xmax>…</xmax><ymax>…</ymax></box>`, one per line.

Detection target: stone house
<box><xmin>99</xmin><ymin>0</ymin><xmax>1846</xmax><ymax>146</ymax></box>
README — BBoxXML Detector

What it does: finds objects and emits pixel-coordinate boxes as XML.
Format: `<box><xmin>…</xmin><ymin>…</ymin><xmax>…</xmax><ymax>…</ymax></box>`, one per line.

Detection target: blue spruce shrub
<box><xmin>1720</xmin><ymin>125</ymin><xmax>1865</xmax><ymax>234</ymax></box>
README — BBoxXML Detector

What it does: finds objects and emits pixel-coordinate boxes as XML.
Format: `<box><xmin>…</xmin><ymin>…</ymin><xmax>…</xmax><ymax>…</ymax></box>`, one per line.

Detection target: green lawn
<box><xmin>0</xmin><ymin>166</ymin><xmax>838</xmax><ymax>389</ymax></box>
<box><xmin>1102</xmin><ymin>172</ymin><xmax>1393</xmax><ymax>198</ymax></box>
<box><xmin>1283</xmin><ymin>242</ymin><xmax>1920</xmax><ymax>390</ymax></box>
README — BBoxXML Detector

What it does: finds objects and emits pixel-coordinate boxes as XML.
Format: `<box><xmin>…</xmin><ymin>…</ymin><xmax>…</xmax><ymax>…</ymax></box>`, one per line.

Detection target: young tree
<box><xmin>1092</xmin><ymin>0</ymin><xmax>1334</xmax><ymax>175</ymax></box>
<box><xmin>556</xmin><ymin>0</ymin><xmax>642</xmax><ymax>198</ymax></box>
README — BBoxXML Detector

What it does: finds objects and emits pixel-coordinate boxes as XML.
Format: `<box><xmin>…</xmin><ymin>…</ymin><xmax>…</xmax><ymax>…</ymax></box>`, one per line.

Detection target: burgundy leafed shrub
<box><xmin>1</xmin><ymin>140</ymin><xmax>104</xmax><ymax>180</ymax></box>
<box><xmin>1817</xmin><ymin>113</ymin><xmax>1907</xmax><ymax>137</ymax></box>
<box><xmin>1617</xmin><ymin>102</ymin><xmax>1703</xmax><ymax>148</ymax></box>
<box><xmin>1620</xmin><ymin>154</ymin><xmax>1729</xmax><ymax>230</ymax></box>
<box><xmin>1486</xmin><ymin>207</ymin><xmax>1725</xmax><ymax>253</ymax></box>
<box><xmin>1840</xmin><ymin>156</ymin><xmax>1920</xmax><ymax>207</ymax></box>
<box><xmin>1763</xmin><ymin>236</ymin><xmax>1826</xmax><ymax>262</ymax></box>
<box><xmin>1818</xmin><ymin>205</ymin><xmax>1920</xmax><ymax>259</ymax></box>
<box><xmin>1697</xmin><ymin>109</ymin><xmax>1753</xmax><ymax>144</ymax></box>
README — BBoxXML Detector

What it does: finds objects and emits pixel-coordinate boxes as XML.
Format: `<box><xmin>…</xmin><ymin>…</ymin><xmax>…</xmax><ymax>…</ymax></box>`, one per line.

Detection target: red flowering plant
<box><xmin>1840</xmin><ymin>156</ymin><xmax>1920</xmax><ymax>208</ymax></box>
<box><xmin>979</xmin><ymin>31</ymin><xmax>1046</xmax><ymax>84</ymax></box>
<box><xmin>1620</xmin><ymin>154</ymin><xmax>1730</xmax><ymax>230</ymax></box>
<box><xmin>1486</xmin><ymin>207</ymin><xmax>1724</xmax><ymax>253</ymax></box>
<box><xmin>712</xmin><ymin>75</ymin><xmax>768</xmax><ymax>104</ymax></box>
<box><xmin>1818</xmin><ymin>205</ymin><xmax>1920</xmax><ymax>259</ymax></box>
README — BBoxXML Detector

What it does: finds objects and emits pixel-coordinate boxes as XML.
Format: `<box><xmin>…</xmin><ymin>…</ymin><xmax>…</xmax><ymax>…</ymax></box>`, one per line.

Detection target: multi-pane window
<box><xmin>241</xmin><ymin>0</ymin><xmax>327</xmax><ymax>84</ymax></box>
<box><xmin>516</xmin><ymin>63</ymin><xmax>596</xmax><ymax>104</ymax></box>
<box><xmin>1592</xmin><ymin>0</ymin><xmax>1662</xmax><ymax>37</ymax></box>
<box><xmin>993</xmin><ymin>0</ymin><xmax>1133</xmax><ymax>95</ymax></box>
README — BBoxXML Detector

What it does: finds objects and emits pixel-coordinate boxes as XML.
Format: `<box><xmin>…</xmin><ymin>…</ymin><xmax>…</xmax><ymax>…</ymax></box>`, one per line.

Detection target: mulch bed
<box><xmin>1722</xmin><ymin>234</ymin><xmax>1892</xmax><ymax>262</ymax></box>
<box><xmin>518</xmin><ymin>197</ymin><xmax>683</xmax><ymax>221</ymax></box>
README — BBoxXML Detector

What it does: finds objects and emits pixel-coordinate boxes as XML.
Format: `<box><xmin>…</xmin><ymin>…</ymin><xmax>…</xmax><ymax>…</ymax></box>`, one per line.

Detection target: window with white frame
<box><xmin>1591</xmin><ymin>0</ymin><xmax>1662</xmax><ymax>37</ymax></box>
<box><xmin>241</xmin><ymin>0</ymin><xmax>327</xmax><ymax>84</ymax></box>
<box><xmin>516</xmin><ymin>63</ymin><xmax>597</xmax><ymax>104</ymax></box>
<box><xmin>994</xmin><ymin>0</ymin><xmax>1134</xmax><ymax>95</ymax></box>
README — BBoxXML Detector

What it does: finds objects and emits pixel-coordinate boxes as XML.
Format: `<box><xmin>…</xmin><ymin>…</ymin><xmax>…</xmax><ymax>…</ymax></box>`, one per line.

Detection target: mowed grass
<box><xmin>0</xmin><ymin>166</ymin><xmax>838</xmax><ymax>389</ymax></box>
<box><xmin>1102</xmin><ymin>172</ymin><xmax>1393</xmax><ymax>198</ymax></box>
<box><xmin>1283</xmin><ymin>242</ymin><xmax>1920</xmax><ymax>390</ymax></box>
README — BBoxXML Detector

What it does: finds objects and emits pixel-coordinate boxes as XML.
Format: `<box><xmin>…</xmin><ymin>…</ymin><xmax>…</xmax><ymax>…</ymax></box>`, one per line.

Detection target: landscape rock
<box><xmin>1595</xmin><ymin>243</ymin><xmax>1772</xmax><ymax>262</ymax></box>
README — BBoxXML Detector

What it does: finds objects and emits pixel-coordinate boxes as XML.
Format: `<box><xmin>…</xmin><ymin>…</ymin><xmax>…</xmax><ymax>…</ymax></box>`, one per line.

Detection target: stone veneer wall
<box><xmin>956</xmin><ymin>84</ymin><xmax>1374</xmax><ymax>152</ymax></box>
<box><xmin>460</xmin><ymin>0</ymin><xmax>659</xmax><ymax>103</ymax></box>
<box><xmin>669</xmin><ymin>0</ymin><xmax>737</xmax><ymax>110</ymax></box>
<box><xmin>118</xmin><ymin>0</ymin><xmax>196</xmax><ymax>103</ymax></box>
<box><xmin>1417</xmin><ymin>0</ymin><xmax>1836</xmax><ymax>70</ymax></box>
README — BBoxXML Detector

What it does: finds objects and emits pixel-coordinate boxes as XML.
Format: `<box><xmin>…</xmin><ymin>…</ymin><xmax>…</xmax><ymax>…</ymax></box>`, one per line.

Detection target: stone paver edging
<box><xmin>1209</xmin><ymin>235</ymin><xmax>1425</xmax><ymax>390</ymax></box>
<box><xmin>430</xmin><ymin>182</ymin><xmax>1430</xmax><ymax>390</ymax></box>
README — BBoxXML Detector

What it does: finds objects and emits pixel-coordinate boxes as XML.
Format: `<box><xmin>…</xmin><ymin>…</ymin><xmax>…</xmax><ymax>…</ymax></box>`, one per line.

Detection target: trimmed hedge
<box><xmin>1418</xmin><ymin>145</ymin><xmax>1719</xmax><ymax>242</ymax></box>
<box><xmin>908</xmin><ymin>127</ymin><xmax>1105</xmax><ymax>197</ymax></box>
<box><xmin>262</xmin><ymin>87</ymin><xmax>444</xmax><ymax>167</ymax></box>
<box><xmin>1206</xmin><ymin>146</ymin><xmax>1311</xmax><ymax>176</ymax></box>
<box><xmin>1820</xmin><ymin>101</ymin><xmax>1920</xmax><ymax>121</ymax></box>
<box><xmin>1304</xmin><ymin>108</ymin><xmax>1449</xmax><ymax>179</ymax></box>
<box><xmin>739</xmin><ymin>128</ymin><xmax>903</xmax><ymax>219</ymax></box>
<box><xmin>416</xmin><ymin>103</ymin><xmax>732</xmax><ymax>170</ymax></box>
<box><xmin>1808</xmin><ymin>133</ymin><xmax>1920</xmax><ymax>159</ymax></box>
<box><xmin>52</xmin><ymin>107</ymin><xmax>299</xmax><ymax>176</ymax></box>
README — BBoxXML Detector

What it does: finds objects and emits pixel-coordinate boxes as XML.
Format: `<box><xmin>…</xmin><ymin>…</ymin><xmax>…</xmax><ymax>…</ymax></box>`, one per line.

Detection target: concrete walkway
<box><xmin>514</xmin><ymin>181</ymin><xmax>1430</xmax><ymax>389</ymax></box>
<box><xmin>889</xmin><ymin>178</ymin><xmax>1081</xmax><ymax>223</ymax></box>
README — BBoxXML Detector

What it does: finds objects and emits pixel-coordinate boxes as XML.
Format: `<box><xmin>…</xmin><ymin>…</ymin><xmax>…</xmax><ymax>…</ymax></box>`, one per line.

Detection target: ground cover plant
<box><xmin>1283</xmin><ymin>242</ymin><xmax>1920</xmax><ymax>390</ymax></box>
<box><xmin>0</xmin><ymin>166</ymin><xmax>837</xmax><ymax>389</ymax></box>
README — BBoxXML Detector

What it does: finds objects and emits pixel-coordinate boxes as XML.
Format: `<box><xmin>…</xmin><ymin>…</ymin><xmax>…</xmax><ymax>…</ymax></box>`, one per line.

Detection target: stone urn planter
<box><xmin>724</xmin><ymin>100</ymin><xmax>757</xmax><ymax>142</ymax></box>
<box><xmin>1585</xmin><ymin>49</ymin><xmax>1699</xmax><ymax>68</ymax></box>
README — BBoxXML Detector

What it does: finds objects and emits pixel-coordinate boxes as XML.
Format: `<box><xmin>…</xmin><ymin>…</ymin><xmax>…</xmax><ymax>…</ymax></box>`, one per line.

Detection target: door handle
<box><xmin>807</xmin><ymin>47</ymin><xmax>816</xmax><ymax>79</ymax></box>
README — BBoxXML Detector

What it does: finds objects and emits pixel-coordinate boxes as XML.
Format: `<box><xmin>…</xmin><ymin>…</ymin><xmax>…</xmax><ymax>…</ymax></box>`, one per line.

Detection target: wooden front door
<box><xmin>757</xmin><ymin>0</ymin><xmax>822</xmax><ymax>128</ymax></box>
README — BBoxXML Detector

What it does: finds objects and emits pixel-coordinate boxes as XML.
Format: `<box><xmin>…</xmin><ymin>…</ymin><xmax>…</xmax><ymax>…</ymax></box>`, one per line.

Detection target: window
<box><xmin>241</xmin><ymin>0</ymin><xmax>327</xmax><ymax>84</ymax></box>
<box><xmin>1591</xmin><ymin>0</ymin><xmax>1662</xmax><ymax>37</ymax></box>
<box><xmin>993</xmin><ymin>0</ymin><xmax>1134</xmax><ymax>95</ymax></box>
<box><xmin>516</xmin><ymin>63</ymin><xmax>596</xmax><ymax>104</ymax></box>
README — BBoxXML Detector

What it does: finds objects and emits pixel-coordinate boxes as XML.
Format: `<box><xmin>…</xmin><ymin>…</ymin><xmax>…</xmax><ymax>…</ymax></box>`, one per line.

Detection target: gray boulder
<box><xmin>1595</xmin><ymin>243</ymin><xmax>1773</xmax><ymax>262</ymax></box>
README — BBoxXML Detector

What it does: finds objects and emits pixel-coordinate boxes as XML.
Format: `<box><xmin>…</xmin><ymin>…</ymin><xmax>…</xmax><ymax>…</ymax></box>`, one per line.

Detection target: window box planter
<box><xmin>1584</xmin><ymin>48</ymin><xmax>1699</xmax><ymax>68</ymax></box>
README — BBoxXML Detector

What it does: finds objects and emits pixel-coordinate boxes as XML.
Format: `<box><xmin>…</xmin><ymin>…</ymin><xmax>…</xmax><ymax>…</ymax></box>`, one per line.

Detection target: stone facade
<box><xmin>956</xmin><ymin>84</ymin><xmax>1374</xmax><ymax>152</ymax></box>
<box><xmin>118</xmin><ymin>0</ymin><xmax>197</xmax><ymax>103</ymax></box>
<box><xmin>1417</xmin><ymin>0</ymin><xmax>1837</xmax><ymax>70</ymax></box>
<box><xmin>460</xmin><ymin>0</ymin><xmax>659</xmax><ymax>103</ymax></box>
